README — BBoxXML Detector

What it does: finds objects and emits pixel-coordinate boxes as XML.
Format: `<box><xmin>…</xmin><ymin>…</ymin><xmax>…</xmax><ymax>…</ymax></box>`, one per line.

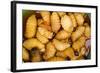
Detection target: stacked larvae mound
<box><xmin>22</xmin><ymin>11</ymin><xmax>91</xmax><ymax>62</ymax></box>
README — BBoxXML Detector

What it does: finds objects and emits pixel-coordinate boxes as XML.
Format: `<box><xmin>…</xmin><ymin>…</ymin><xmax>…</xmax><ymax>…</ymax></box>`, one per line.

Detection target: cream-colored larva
<box><xmin>56</xmin><ymin>47</ymin><xmax>75</xmax><ymax>60</ymax></box>
<box><xmin>68</xmin><ymin>13</ymin><xmax>77</xmax><ymax>28</ymax></box>
<box><xmin>53</xmin><ymin>39</ymin><xmax>70</xmax><ymax>51</ymax></box>
<box><xmin>51</xmin><ymin>12</ymin><xmax>61</xmax><ymax>33</ymax></box>
<box><xmin>72</xmin><ymin>36</ymin><xmax>86</xmax><ymax>53</ymax></box>
<box><xmin>55</xmin><ymin>30</ymin><xmax>71</xmax><ymax>40</ymax></box>
<box><xmin>71</xmin><ymin>26</ymin><xmax>85</xmax><ymax>42</ymax></box>
<box><xmin>61</xmin><ymin>15</ymin><xmax>73</xmax><ymax>33</ymax></box>
<box><xmin>43</xmin><ymin>42</ymin><xmax>56</xmax><ymax>60</ymax></box>
<box><xmin>38</xmin><ymin>27</ymin><xmax>53</xmax><ymax>39</ymax></box>
<box><xmin>36</xmin><ymin>31</ymin><xmax>49</xmax><ymax>44</ymax></box>
<box><xmin>85</xmin><ymin>25</ymin><xmax>91</xmax><ymax>39</ymax></box>
<box><xmin>74</xmin><ymin>13</ymin><xmax>84</xmax><ymax>26</ymax></box>
<box><xmin>22</xmin><ymin>47</ymin><xmax>29</xmax><ymax>61</ymax></box>
<box><xmin>23</xmin><ymin>38</ymin><xmax>45</xmax><ymax>52</ymax></box>
<box><xmin>24</xmin><ymin>14</ymin><xmax>37</xmax><ymax>38</ymax></box>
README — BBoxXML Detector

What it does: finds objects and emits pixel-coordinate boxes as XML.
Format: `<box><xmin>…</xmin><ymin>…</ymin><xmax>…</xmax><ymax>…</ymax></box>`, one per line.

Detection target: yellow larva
<box><xmin>55</xmin><ymin>30</ymin><xmax>71</xmax><ymax>40</ymax></box>
<box><xmin>24</xmin><ymin>14</ymin><xmax>37</xmax><ymax>38</ymax></box>
<box><xmin>68</xmin><ymin>13</ymin><xmax>77</xmax><ymax>28</ymax></box>
<box><xmin>43</xmin><ymin>42</ymin><xmax>56</xmax><ymax>60</ymax></box>
<box><xmin>56</xmin><ymin>47</ymin><xmax>75</xmax><ymax>60</ymax></box>
<box><xmin>53</xmin><ymin>39</ymin><xmax>70</xmax><ymax>51</ymax></box>
<box><xmin>36</xmin><ymin>31</ymin><xmax>49</xmax><ymax>44</ymax></box>
<box><xmin>23</xmin><ymin>38</ymin><xmax>45</xmax><ymax>52</ymax></box>
<box><xmin>51</xmin><ymin>12</ymin><xmax>61</xmax><ymax>33</ymax></box>
<box><xmin>22</xmin><ymin>47</ymin><xmax>29</xmax><ymax>61</ymax></box>
<box><xmin>85</xmin><ymin>26</ymin><xmax>91</xmax><ymax>39</ymax></box>
<box><xmin>61</xmin><ymin>15</ymin><xmax>73</xmax><ymax>33</ymax></box>
<box><xmin>72</xmin><ymin>36</ymin><xmax>86</xmax><ymax>53</ymax></box>
<box><xmin>71</xmin><ymin>26</ymin><xmax>85</xmax><ymax>42</ymax></box>
<box><xmin>74</xmin><ymin>13</ymin><xmax>84</xmax><ymax>26</ymax></box>
<box><xmin>38</xmin><ymin>27</ymin><xmax>53</xmax><ymax>39</ymax></box>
